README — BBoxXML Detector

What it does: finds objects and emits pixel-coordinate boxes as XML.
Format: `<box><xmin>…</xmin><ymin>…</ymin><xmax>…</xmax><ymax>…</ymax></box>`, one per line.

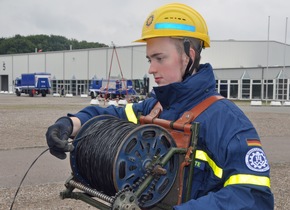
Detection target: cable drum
<box><xmin>70</xmin><ymin>115</ymin><xmax>179</xmax><ymax>208</ymax></box>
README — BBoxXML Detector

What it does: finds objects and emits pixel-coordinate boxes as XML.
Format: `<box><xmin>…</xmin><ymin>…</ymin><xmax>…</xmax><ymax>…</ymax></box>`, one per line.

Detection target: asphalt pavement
<box><xmin>0</xmin><ymin>147</ymin><xmax>71</xmax><ymax>188</ymax></box>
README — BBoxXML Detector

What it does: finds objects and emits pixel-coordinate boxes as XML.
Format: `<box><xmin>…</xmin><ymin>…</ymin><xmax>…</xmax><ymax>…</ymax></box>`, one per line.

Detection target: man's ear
<box><xmin>184</xmin><ymin>47</ymin><xmax>195</xmax><ymax>67</ymax></box>
<box><xmin>189</xmin><ymin>47</ymin><xmax>196</xmax><ymax>61</ymax></box>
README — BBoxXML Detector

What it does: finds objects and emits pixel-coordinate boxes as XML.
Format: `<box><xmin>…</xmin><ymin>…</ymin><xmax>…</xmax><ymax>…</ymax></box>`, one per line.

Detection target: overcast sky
<box><xmin>0</xmin><ymin>0</ymin><xmax>289</xmax><ymax>46</ymax></box>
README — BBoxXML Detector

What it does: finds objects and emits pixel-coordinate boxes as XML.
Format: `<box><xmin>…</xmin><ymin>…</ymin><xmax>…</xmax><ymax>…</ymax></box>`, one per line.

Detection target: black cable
<box><xmin>8</xmin><ymin>119</ymin><xmax>154</xmax><ymax>208</ymax></box>
<box><xmin>9</xmin><ymin>147</ymin><xmax>49</xmax><ymax>210</ymax></box>
<box><xmin>75</xmin><ymin>118</ymin><xmax>138</xmax><ymax>196</ymax></box>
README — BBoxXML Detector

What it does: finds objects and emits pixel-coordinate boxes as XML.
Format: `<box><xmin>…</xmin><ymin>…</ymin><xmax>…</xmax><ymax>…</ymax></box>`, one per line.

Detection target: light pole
<box><xmin>265</xmin><ymin>16</ymin><xmax>270</xmax><ymax>105</ymax></box>
<box><xmin>282</xmin><ymin>17</ymin><xmax>288</xmax><ymax>104</ymax></box>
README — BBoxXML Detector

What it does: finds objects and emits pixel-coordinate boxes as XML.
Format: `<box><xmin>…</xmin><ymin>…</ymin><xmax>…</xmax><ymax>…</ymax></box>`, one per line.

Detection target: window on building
<box><xmin>75</xmin><ymin>80</ymin><xmax>88</xmax><ymax>95</ymax></box>
<box><xmin>215</xmin><ymin>80</ymin><xmax>218</xmax><ymax>92</ymax></box>
<box><xmin>289</xmin><ymin>81</ymin><xmax>290</xmax><ymax>100</ymax></box>
<box><xmin>72</xmin><ymin>80</ymin><xmax>76</xmax><ymax>94</ymax></box>
<box><xmin>242</xmin><ymin>79</ymin><xmax>250</xmax><ymax>99</ymax></box>
<box><xmin>220</xmin><ymin>80</ymin><xmax>228</xmax><ymax>98</ymax></box>
<box><xmin>51</xmin><ymin>80</ymin><xmax>57</xmax><ymax>93</ymax></box>
<box><xmin>252</xmin><ymin>80</ymin><xmax>262</xmax><ymax>99</ymax></box>
<box><xmin>277</xmin><ymin>78</ymin><xmax>288</xmax><ymax>100</ymax></box>
<box><xmin>263</xmin><ymin>79</ymin><xmax>273</xmax><ymax>100</ymax></box>
<box><xmin>230</xmin><ymin>80</ymin><xmax>238</xmax><ymax>99</ymax></box>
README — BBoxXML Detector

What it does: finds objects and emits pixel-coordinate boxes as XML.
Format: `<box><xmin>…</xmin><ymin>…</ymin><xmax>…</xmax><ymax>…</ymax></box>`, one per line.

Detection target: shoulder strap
<box><xmin>141</xmin><ymin>95</ymin><xmax>224</xmax><ymax>125</ymax></box>
<box><xmin>142</xmin><ymin>101</ymin><xmax>162</xmax><ymax>123</ymax></box>
<box><xmin>175</xmin><ymin>95</ymin><xmax>224</xmax><ymax>125</ymax></box>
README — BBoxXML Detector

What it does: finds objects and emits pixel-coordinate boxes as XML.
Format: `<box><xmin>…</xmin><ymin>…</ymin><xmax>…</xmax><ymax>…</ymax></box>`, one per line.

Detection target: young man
<box><xmin>46</xmin><ymin>3</ymin><xmax>274</xmax><ymax>209</ymax></box>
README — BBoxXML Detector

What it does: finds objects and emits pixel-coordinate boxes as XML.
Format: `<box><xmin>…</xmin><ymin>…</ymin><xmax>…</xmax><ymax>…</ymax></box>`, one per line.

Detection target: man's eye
<box><xmin>156</xmin><ymin>57</ymin><xmax>163</xmax><ymax>62</ymax></box>
<box><xmin>147</xmin><ymin>59</ymin><xmax>151</xmax><ymax>63</ymax></box>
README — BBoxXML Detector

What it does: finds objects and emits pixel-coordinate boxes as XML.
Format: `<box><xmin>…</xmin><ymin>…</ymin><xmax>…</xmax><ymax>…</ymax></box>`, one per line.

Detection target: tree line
<box><xmin>0</xmin><ymin>34</ymin><xmax>108</xmax><ymax>54</ymax></box>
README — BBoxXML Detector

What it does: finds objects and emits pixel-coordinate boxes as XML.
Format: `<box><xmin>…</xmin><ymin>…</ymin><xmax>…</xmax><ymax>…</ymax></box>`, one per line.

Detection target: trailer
<box><xmin>89</xmin><ymin>78</ymin><xmax>149</xmax><ymax>101</ymax></box>
<box><xmin>15</xmin><ymin>73</ymin><xmax>51</xmax><ymax>97</ymax></box>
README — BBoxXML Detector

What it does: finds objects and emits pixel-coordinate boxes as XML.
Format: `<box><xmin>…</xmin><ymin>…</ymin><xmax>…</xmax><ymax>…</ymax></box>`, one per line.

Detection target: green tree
<box><xmin>0</xmin><ymin>35</ymin><xmax>35</xmax><ymax>54</ymax></box>
<box><xmin>0</xmin><ymin>34</ymin><xmax>108</xmax><ymax>54</ymax></box>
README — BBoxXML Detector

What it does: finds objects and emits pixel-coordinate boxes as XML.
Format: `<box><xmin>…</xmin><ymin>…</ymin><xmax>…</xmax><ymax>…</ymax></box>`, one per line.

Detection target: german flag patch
<box><xmin>247</xmin><ymin>139</ymin><xmax>262</xmax><ymax>147</ymax></box>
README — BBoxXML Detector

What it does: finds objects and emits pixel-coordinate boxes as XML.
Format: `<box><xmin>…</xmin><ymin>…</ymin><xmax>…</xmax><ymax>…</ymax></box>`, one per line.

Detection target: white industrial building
<box><xmin>0</xmin><ymin>40</ymin><xmax>289</xmax><ymax>101</ymax></box>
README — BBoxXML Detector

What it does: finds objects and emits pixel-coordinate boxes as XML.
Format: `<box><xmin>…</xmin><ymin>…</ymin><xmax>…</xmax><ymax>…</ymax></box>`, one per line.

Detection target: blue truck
<box><xmin>15</xmin><ymin>73</ymin><xmax>51</xmax><ymax>97</ymax></box>
<box><xmin>89</xmin><ymin>78</ymin><xmax>148</xmax><ymax>101</ymax></box>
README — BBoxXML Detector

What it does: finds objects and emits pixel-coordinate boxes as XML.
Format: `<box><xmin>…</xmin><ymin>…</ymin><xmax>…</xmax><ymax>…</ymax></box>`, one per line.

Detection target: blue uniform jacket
<box><xmin>70</xmin><ymin>63</ymin><xmax>274</xmax><ymax>209</ymax></box>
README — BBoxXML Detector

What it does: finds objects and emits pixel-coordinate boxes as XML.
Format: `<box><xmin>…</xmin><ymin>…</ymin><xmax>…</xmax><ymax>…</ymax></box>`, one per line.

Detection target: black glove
<box><xmin>46</xmin><ymin>117</ymin><xmax>74</xmax><ymax>159</ymax></box>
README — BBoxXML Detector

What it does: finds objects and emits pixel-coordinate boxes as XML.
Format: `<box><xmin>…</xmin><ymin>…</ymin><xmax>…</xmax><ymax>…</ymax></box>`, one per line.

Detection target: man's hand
<box><xmin>46</xmin><ymin>117</ymin><xmax>74</xmax><ymax>159</ymax></box>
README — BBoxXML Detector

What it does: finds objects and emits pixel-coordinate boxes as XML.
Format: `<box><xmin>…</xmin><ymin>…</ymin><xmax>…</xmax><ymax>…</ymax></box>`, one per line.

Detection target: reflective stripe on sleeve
<box><xmin>195</xmin><ymin>150</ymin><xmax>223</xmax><ymax>178</ymax></box>
<box><xmin>125</xmin><ymin>103</ymin><xmax>138</xmax><ymax>124</ymax></box>
<box><xmin>224</xmin><ymin>174</ymin><xmax>271</xmax><ymax>188</ymax></box>
<box><xmin>195</xmin><ymin>150</ymin><xmax>270</xmax><ymax>188</ymax></box>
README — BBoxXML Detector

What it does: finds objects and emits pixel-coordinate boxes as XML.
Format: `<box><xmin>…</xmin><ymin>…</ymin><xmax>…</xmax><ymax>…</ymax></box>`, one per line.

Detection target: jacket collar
<box><xmin>152</xmin><ymin>63</ymin><xmax>216</xmax><ymax>109</ymax></box>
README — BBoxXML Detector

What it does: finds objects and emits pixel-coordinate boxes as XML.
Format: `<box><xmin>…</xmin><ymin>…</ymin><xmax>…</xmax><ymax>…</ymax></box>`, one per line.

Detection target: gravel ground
<box><xmin>0</xmin><ymin>94</ymin><xmax>289</xmax><ymax>210</ymax></box>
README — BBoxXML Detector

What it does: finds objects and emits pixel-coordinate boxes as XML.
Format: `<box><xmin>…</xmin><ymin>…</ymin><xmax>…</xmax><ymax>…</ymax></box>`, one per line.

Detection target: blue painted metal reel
<box><xmin>70</xmin><ymin>115</ymin><xmax>179</xmax><ymax>208</ymax></box>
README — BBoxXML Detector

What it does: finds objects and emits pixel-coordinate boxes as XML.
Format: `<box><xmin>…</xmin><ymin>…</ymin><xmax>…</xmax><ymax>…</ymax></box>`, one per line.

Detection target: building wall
<box><xmin>0</xmin><ymin>40</ymin><xmax>289</xmax><ymax>100</ymax></box>
<box><xmin>214</xmin><ymin>66</ymin><xmax>290</xmax><ymax>101</ymax></box>
<box><xmin>46</xmin><ymin>52</ymin><xmax>64</xmax><ymax>79</ymax></box>
<box><xmin>201</xmin><ymin>40</ymin><xmax>290</xmax><ymax>68</ymax></box>
<box><xmin>215</xmin><ymin>66</ymin><xmax>290</xmax><ymax>80</ymax></box>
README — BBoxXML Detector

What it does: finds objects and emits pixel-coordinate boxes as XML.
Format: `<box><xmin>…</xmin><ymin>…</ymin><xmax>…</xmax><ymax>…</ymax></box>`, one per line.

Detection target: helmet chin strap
<box><xmin>182</xmin><ymin>39</ymin><xmax>194</xmax><ymax>81</ymax></box>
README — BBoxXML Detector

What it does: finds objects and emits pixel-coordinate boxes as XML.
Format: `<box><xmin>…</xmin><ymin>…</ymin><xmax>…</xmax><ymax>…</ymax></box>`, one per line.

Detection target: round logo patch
<box><xmin>146</xmin><ymin>15</ymin><xmax>154</xmax><ymax>27</ymax></box>
<box><xmin>245</xmin><ymin>148</ymin><xmax>269</xmax><ymax>172</ymax></box>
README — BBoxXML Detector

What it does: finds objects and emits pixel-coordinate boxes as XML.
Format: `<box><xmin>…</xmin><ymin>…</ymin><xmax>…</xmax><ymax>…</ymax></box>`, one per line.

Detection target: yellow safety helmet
<box><xmin>135</xmin><ymin>3</ymin><xmax>210</xmax><ymax>48</ymax></box>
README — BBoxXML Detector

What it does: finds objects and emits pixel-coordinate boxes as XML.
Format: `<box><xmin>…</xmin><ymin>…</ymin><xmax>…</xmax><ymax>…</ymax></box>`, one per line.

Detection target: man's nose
<box><xmin>148</xmin><ymin>64</ymin><xmax>157</xmax><ymax>74</ymax></box>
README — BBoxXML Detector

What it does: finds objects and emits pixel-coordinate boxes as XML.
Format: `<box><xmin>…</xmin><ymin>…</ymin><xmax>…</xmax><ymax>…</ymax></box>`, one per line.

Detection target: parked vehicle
<box><xmin>15</xmin><ymin>73</ymin><xmax>51</xmax><ymax>97</ymax></box>
<box><xmin>89</xmin><ymin>78</ymin><xmax>149</xmax><ymax>101</ymax></box>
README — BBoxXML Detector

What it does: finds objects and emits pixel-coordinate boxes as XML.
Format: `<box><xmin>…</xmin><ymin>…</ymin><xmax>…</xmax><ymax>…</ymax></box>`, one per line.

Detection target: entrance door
<box><xmin>58</xmin><ymin>84</ymin><xmax>70</xmax><ymax>96</ymax></box>
<box><xmin>0</xmin><ymin>75</ymin><xmax>8</xmax><ymax>91</ymax></box>
<box><xmin>77</xmin><ymin>84</ymin><xmax>85</xmax><ymax>95</ymax></box>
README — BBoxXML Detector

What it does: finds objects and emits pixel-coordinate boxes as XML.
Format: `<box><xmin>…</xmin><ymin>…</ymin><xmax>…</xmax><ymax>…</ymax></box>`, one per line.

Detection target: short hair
<box><xmin>172</xmin><ymin>37</ymin><xmax>203</xmax><ymax>70</ymax></box>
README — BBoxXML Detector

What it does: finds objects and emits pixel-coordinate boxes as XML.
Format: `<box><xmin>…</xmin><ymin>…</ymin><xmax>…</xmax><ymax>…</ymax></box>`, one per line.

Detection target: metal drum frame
<box><xmin>113</xmin><ymin>123</ymin><xmax>178</xmax><ymax>207</ymax></box>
